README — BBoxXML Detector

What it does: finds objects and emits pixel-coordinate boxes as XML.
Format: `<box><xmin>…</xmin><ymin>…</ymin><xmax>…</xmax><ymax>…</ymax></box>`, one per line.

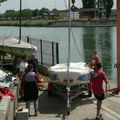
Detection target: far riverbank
<box><xmin>0</xmin><ymin>19</ymin><xmax>116</xmax><ymax>27</ymax></box>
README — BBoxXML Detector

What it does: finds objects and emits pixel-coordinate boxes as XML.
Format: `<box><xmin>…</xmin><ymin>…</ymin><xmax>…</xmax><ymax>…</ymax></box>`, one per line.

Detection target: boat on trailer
<box><xmin>47</xmin><ymin>0</ymin><xmax>92</xmax><ymax>116</ymax></box>
<box><xmin>48</xmin><ymin>62</ymin><xmax>92</xmax><ymax>115</ymax></box>
<box><xmin>48</xmin><ymin>62</ymin><xmax>91</xmax><ymax>100</ymax></box>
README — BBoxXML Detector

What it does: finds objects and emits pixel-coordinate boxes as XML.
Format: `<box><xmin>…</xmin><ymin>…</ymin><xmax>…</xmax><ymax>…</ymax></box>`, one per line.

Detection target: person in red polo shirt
<box><xmin>88</xmin><ymin>51</ymin><xmax>101</xmax><ymax>69</ymax></box>
<box><xmin>92</xmin><ymin>51</ymin><xmax>100</xmax><ymax>63</ymax></box>
<box><xmin>90</xmin><ymin>62</ymin><xmax>108</xmax><ymax>120</ymax></box>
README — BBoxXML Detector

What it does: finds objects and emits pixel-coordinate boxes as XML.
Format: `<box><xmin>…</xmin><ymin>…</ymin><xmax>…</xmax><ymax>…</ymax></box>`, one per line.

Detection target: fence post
<box><xmin>40</xmin><ymin>39</ymin><xmax>43</xmax><ymax>65</ymax></box>
<box><xmin>52</xmin><ymin>42</ymin><xmax>54</xmax><ymax>66</ymax></box>
<box><xmin>56</xmin><ymin>43</ymin><xmax>59</xmax><ymax>64</ymax></box>
<box><xmin>27</xmin><ymin>36</ymin><xmax>29</xmax><ymax>43</ymax></box>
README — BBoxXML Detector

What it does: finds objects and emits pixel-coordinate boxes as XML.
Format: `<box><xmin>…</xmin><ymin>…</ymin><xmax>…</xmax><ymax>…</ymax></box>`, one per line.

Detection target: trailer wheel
<box><xmin>88</xmin><ymin>90</ymin><xmax>92</xmax><ymax>97</ymax></box>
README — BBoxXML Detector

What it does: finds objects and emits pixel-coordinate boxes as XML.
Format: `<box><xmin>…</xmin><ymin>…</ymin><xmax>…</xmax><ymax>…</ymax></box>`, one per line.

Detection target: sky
<box><xmin>0</xmin><ymin>0</ymin><xmax>117</xmax><ymax>13</ymax></box>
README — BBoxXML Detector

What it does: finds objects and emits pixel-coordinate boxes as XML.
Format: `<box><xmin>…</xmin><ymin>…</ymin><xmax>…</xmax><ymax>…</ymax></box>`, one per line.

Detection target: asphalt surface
<box><xmin>21</xmin><ymin>90</ymin><xmax>120</xmax><ymax>120</ymax></box>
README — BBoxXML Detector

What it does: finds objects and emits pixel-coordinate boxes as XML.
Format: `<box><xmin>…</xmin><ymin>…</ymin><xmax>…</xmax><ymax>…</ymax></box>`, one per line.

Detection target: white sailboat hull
<box><xmin>0</xmin><ymin>37</ymin><xmax>37</xmax><ymax>57</ymax></box>
<box><xmin>48</xmin><ymin>62</ymin><xmax>92</xmax><ymax>99</ymax></box>
<box><xmin>49</xmin><ymin>62</ymin><xmax>91</xmax><ymax>85</ymax></box>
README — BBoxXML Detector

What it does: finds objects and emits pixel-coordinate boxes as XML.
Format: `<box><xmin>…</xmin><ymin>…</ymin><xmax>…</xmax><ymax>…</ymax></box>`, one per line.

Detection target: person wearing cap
<box><xmin>92</xmin><ymin>51</ymin><xmax>100</xmax><ymax>64</ymax></box>
<box><xmin>88</xmin><ymin>51</ymin><xmax>101</xmax><ymax>69</ymax></box>
<box><xmin>89</xmin><ymin>62</ymin><xmax>108</xmax><ymax>120</ymax></box>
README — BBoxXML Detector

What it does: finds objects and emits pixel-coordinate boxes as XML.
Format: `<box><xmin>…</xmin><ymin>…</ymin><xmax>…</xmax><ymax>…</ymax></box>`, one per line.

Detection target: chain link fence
<box><xmin>23</xmin><ymin>36</ymin><xmax>59</xmax><ymax>67</ymax></box>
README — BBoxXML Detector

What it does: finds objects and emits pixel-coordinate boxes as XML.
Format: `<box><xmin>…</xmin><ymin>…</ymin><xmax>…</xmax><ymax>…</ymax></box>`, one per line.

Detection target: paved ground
<box><xmin>17</xmin><ymin>80</ymin><xmax>120</xmax><ymax>120</ymax></box>
<box><xmin>18</xmin><ymin>89</ymin><xmax>120</xmax><ymax>120</ymax></box>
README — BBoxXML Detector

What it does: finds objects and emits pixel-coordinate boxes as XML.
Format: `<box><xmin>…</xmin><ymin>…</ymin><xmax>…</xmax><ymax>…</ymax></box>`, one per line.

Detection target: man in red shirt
<box><xmin>90</xmin><ymin>62</ymin><xmax>108</xmax><ymax>120</ymax></box>
<box><xmin>92</xmin><ymin>51</ymin><xmax>100</xmax><ymax>64</ymax></box>
<box><xmin>88</xmin><ymin>51</ymin><xmax>101</xmax><ymax>69</ymax></box>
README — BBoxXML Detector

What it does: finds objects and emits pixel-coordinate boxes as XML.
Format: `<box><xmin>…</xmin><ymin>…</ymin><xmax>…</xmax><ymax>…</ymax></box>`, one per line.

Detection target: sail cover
<box><xmin>0</xmin><ymin>37</ymin><xmax>37</xmax><ymax>56</ymax></box>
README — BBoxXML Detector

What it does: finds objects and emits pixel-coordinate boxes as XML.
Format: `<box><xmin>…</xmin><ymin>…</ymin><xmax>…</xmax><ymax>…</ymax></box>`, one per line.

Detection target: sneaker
<box><xmin>95</xmin><ymin>116</ymin><xmax>100</xmax><ymax>120</ymax></box>
<box><xmin>95</xmin><ymin>115</ymin><xmax>104</xmax><ymax>120</ymax></box>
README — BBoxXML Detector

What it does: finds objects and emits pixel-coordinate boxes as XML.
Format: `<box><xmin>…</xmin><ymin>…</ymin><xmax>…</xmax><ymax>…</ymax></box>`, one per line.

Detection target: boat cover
<box><xmin>0</xmin><ymin>36</ymin><xmax>37</xmax><ymax>56</ymax></box>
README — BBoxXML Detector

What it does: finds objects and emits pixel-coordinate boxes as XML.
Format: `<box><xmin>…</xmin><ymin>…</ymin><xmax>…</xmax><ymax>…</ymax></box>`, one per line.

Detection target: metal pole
<box><xmin>40</xmin><ymin>39</ymin><xmax>43</xmax><ymax>65</ymax></box>
<box><xmin>56</xmin><ymin>43</ymin><xmax>59</xmax><ymax>64</ymax></box>
<box><xmin>19</xmin><ymin>0</ymin><xmax>22</xmax><ymax>43</ymax></box>
<box><xmin>52</xmin><ymin>42</ymin><xmax>54</xmax><ymax>66</ymax></box>
<box><xmin>67</xmin><ymin>0</ymin><xmax>71</xmax><ymax>87</ymax></box>
<box><xmin>66</xmin><ymin>0</ymin><xmax>71</xmax><ymax>115</ymax></box>
<box><xmin>117</xmin><ymin>0</ymin><xmax>120</xmax><ymax>90</ymax></box>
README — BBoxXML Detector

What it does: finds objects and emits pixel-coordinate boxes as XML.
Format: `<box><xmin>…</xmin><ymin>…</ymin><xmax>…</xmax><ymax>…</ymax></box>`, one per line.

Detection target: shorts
<box><xmin>94</xmin><ymin>93</ymin><xmax>105</xmax><ymax>101</ymax></box>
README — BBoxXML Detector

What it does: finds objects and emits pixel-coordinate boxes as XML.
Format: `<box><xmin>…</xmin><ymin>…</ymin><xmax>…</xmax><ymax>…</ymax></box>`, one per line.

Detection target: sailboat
<box><xmin>48</xmin><ymin>0</ymin><xmax>92</xmax><ymax>115</ymax></box>
<box><xmin>0</xmin><ymin>36</ymin><xmax>37</xmax><ymax>57</ymax></box>
<box><xmin>0</xmin><ymin>0</ymin><xmax>37</xmax><ymax>57</ymax></box>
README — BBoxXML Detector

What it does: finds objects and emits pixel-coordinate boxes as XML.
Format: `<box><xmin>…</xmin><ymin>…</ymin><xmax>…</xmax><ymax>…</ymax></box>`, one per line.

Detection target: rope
<box><xmin>64</xmin><ymin>0</ymin><xmax>67</xmax><ymax>9</ymax></box>
<box><xmin>71</xmin><ymin>29</ymin><xmax>84</xmax><ymax>61</ymax></box>
<box><xmin>63</xmin><ymin>0</ymin><xmax>84</xmax><ymax>61</ymax></box>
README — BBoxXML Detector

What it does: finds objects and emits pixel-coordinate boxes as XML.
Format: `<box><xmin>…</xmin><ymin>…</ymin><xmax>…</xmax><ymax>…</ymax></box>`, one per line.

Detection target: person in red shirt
<box><xmin>88</xmin><ymin>51</ymin><xmax>101</xmax><ymax>69</ymax></box>
<box><xmin>92</xmin><ymin>51</ymin><xmax>100</xmax><ymax>64</ymax></box>
<box><xmin>90</xmin><ymin>62</ymin><xmax>108</xmax><ymax>120</ymax></box>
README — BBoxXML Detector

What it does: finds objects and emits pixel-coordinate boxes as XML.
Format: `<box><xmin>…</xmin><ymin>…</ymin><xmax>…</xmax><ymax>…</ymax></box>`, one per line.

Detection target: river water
<box><xmin>0</xmin><ymin>26</ymin><xmax>117</xmax><ymax>83</ymax></box>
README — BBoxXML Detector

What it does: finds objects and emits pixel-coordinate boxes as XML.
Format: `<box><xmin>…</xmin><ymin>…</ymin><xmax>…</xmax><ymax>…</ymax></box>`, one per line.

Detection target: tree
<box><xmin>32</xmin><ymin>9</ymin><xmax>39</xmax><ymax>17</ymax></box>
<box><xmin>82</xmin><ymin>0</ymin><xmax>96</xmax><ymax>18</ymax></box>
<box><xmin>96</xmin><ymin>0</ymin><xmax>113</xmax><ymax>19</ymax></box>
<box><xmin>51</xmin><ymin>8</ymin><xmax>59</xmax><ymax>19</ymax></box>
<box><xmin>0</xmin><ymin>0</ymin><xmax>6</xmax><ymax>5</ymax></box>
<box><xmin>40</xmin><ymin>8</ymin><xmax>49</xmax><ymax>15</ymax></box>
<box><xmin>82</xmin><ymin>0</ymin><xmax>95</xmax><ymax>8</ymax></box>
<box><xmin>22</xmin><ymin>9</ymin><xmax>32</xmax><ymax>19</ymax></box>
<box><xmin>0</xmin><ymin>0</ymin><xmax>6</xmax><ymax>3</ymax></box>
<box><xmin>4</xmin><ymin>10</ymin><xmax>15</xmax><ymax>18</ymax></box>
<box><xmin>105</xmin><ymin>0</ymin><xmax>113</xmax><ymax>19</ymax></box>
<box><xmin>82</xmin><ymin>0</ymin><xmax>113</xmax><ymax>19</ymax></box>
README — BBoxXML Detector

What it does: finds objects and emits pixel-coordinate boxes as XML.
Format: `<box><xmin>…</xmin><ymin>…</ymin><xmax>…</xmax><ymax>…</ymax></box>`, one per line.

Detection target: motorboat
<box><xmin>48</xmin><ymin>62</ymin><xmax>92</xmax><ymax>100</ymax></box>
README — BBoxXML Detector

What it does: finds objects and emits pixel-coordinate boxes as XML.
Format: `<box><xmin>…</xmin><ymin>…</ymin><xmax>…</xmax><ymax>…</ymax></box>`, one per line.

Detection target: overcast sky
<box><xmin>0</xmin><ymin>0</ymin><xmax>116</xmax><ymax>13</ymax></box>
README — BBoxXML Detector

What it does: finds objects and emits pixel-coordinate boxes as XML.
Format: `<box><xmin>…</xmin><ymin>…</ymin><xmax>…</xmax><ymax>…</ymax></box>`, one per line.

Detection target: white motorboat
<box><xmin>48</xmin><ymin>62</ymin><xmax>92</xmax><ymax>100</ymax></box>
<box><xmin>49</xmin><ymin>62</ymin><xmax>90</xmax><ymax>84</ymax></box>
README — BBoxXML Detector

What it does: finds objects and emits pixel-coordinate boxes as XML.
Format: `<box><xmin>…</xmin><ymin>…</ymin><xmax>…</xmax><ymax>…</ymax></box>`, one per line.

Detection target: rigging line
<box><xmin>71</xmin><ymin>29</ymin><xmax>84</xmax><ymax>61</ymax></box>
<box><xmin>64</xmin><ymin>0</ymin><xmax>68</xmax><ymax>9</ymax></box>
<box><xmin>63</xmin><ymin>0</ymin><xmax>83</xmax><ymax>61</ymax></box>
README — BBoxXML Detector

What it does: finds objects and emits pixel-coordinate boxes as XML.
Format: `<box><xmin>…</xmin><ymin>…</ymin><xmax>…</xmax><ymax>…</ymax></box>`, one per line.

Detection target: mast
<box><xmin>19</xmin><ymin>0</ymin><xmax>22</xmax><ymax>43</ymax></box>
<box><xmin>66</xmin><ymin>0</ymin><xmax>71</xmax><ymax>115</ymax></box>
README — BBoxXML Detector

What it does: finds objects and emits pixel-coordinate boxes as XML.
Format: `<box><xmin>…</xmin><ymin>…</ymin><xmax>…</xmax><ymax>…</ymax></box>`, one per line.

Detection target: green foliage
<box><xmin>105</xmin><ymin>0</ymin><xmax>114</xmax><ymax>19</ymax></box>
<box><xmin>82</xmin><ymin>0</ymin><xmax>114</xmax><ymax>19</ymax></box>
<box><xmin>40</xmin><ymin>8</ymin><xmax>49</xmax><ymax>15</ymax></box>
<box><xmin>32</xmin><ymin>9</ymin><xmax>39</xmax><ymax>17</ymax></box>
<box><xmin>0</xmin><ymin>7</ymin><xmax>59</xmax><ymax>20</ymax></box>
<box><xmin>22</xmin><ymin>9</ymin><xmax>32</xmax><ymax>18</ymax></box>
<box><xmin>4</xmin><ymin>10</ymin><xmax>15</xmax><ymax>17</ymax></box>
<box><xmin>82</xmin><ymin>0</ymin><xmax>95</xmax><ymax>18</ymax></box>
<box><xmin>0</xmin><ymin>0</ymin><xmax>6</xmax><ymax>3</ymax></box>
<box><xmin>82</xmin><ymin>0</ymin><xmax>95</xmax><ymax>8</ymax></box>
<box><xmin>71</xmin><ymin>0</ymin><xmax>75</xmax><ymax>4</ymax></box>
